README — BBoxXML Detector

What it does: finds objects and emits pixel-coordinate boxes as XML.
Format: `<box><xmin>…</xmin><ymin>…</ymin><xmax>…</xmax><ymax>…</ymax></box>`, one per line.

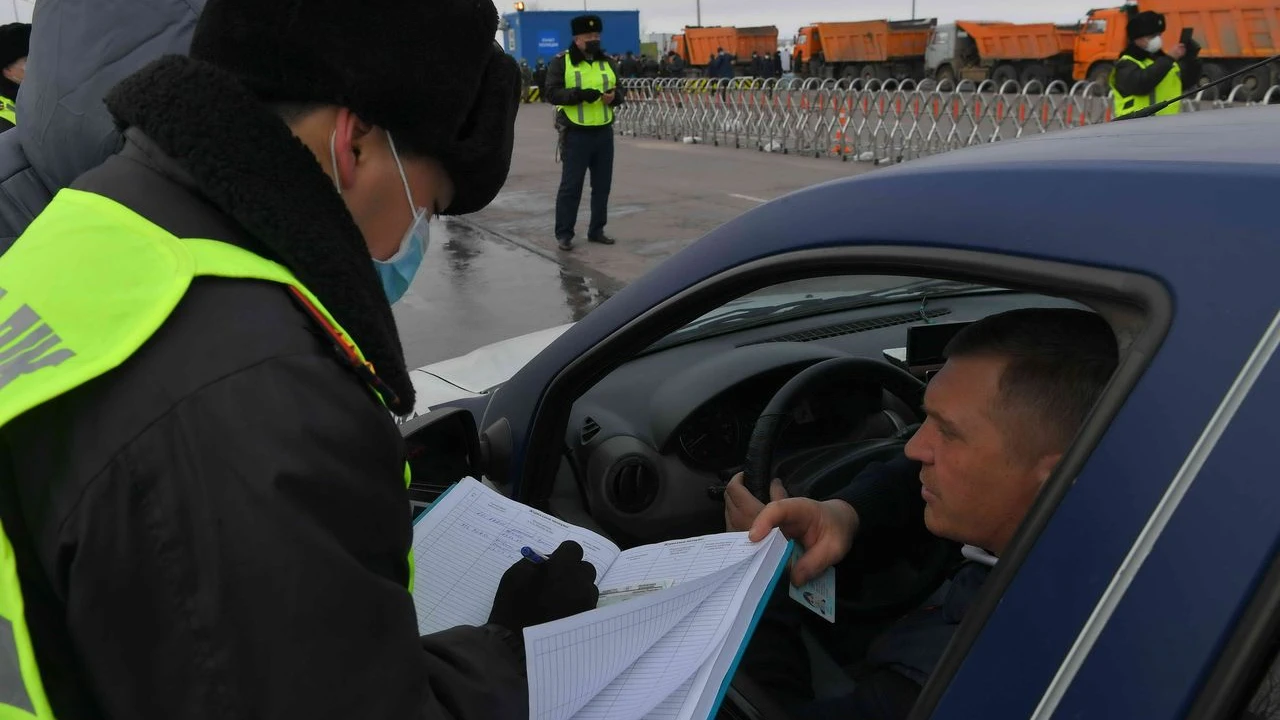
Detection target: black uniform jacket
<box><xmin>0</xmin><ymin>55</ymin><xmax>527</xmax><ymax>720</ymax></box>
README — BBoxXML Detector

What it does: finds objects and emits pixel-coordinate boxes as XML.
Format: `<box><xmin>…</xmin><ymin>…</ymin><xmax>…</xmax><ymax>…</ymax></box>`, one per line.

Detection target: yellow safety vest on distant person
<box><xmin>0</xmin><ymin>189</ymin><xmax>414</xmax><ymax>719</ymax></box>
<box><xmin>1109</xmin><ymin>54</ymin><xmax>1182</xmax><ymax>118</ymax></box>
<box><xmin>0</xmin><ymin>95</ymin><xmax>15</xmax><ymax>127</ymax></box>
<box><xmin>556</xmin><ymin>54</ymin><xmax>617</xmax><ymax>127</ymax></box>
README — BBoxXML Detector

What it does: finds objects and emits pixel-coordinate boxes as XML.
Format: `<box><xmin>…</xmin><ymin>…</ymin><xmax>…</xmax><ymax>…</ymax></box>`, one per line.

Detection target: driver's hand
<box><xmin>724</xmin><ymin>472</ymin><xmax>787</xmax><ymax>532</ymax></box>
<box><xmin>749</xmin><ymin>496</ymin><xmax>860</xmax><ymax>586</ymax></box>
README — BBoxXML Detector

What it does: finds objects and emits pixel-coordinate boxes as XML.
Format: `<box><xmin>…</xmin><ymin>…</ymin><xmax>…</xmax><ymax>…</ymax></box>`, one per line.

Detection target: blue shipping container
<box><xmin>502</xmin><ymin>10</ymin><xmax>640</xmax><ymax>66</ymax></box>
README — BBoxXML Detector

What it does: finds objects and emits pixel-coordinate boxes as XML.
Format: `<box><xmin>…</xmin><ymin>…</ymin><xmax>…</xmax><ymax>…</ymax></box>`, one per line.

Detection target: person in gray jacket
<box><xmin>0</xmin><ymin>0</ymin><xmax>203</xmax><ymax>254</ymax></box>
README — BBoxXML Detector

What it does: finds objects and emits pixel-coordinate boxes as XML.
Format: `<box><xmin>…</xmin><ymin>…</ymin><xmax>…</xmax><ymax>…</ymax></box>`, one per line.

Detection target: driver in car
<box><xmin>724</xmin><ymin>307</ymin><xmax>1119</xmax><ymax>719</ymax></box>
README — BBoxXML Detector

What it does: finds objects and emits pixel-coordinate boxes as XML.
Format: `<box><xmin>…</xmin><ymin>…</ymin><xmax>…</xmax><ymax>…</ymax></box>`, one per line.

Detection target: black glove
<box><xmin>488</xmin><ymin>541</ymin><xmax>599</xmax><ymax>632</ymax></box>
<box><xmin>1186</xmin><ymin>37</ymin><xmax>1201</xmax><ymax>58</ymax></box>
<box><xmin>577</xmin><ymin>88</ymin><xmax>602</xmax><ymax>103</ymax></box>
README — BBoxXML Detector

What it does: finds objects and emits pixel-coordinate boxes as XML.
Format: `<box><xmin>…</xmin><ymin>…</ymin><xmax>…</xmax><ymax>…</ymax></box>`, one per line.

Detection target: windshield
<box><xmin>656</xmin><ymin>276</ymin><xmax>998</xmax><ymax>349</ymax></box>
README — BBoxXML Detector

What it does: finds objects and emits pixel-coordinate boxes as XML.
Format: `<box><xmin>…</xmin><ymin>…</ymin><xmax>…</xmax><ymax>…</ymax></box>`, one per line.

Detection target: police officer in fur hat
<box><xmin>0</xmin><ymin>22</ymin><xmax>30</xmax><ymax>130</ymax></box>
<box><xmin>0</xmin><ymin>0</ymin><xmax>599</xmax><ymax>717</ymax></box>
<box><xmin>1109</xmin><ymin>9</ymin><xmax>1201</xmax><ymax>119</ymax></box>
<box><xmin>545</xmin><ymin>13</ymin><xmax>626</xmax><ymax>251</ymax></box>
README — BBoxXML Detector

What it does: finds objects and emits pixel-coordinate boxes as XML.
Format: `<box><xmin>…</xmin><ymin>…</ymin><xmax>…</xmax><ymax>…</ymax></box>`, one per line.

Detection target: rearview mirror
<box><xmin>400</xmin><ymin>407</ymin><xmax>484</xmax><ymax>510</ymax></box>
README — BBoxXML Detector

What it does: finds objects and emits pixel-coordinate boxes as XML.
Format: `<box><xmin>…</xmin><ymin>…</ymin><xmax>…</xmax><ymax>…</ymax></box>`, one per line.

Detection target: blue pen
<box><xmin>521</xmin><ymin>546</ymin><xmax>549</xmax><ymax>564</ymax></box>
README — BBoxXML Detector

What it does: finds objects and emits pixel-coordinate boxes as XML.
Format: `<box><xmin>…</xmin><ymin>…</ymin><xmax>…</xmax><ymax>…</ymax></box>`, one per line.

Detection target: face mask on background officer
<box><xmin>1132</xmin><ymin>29</ymin><xmax>1186</xmax><ymax>59</ymax></box>
<box><xmin>577</xmin><ymin>30</ymin><xmax>603</xmax><ymax>57</ymax></box>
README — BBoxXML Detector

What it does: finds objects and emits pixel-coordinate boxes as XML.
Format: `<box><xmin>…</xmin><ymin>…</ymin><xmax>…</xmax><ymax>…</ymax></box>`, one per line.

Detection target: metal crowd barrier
<box><xmin>613</xmin><ymin>76</ymin><xmax>1280</xmax><ymax>164</ymax></box>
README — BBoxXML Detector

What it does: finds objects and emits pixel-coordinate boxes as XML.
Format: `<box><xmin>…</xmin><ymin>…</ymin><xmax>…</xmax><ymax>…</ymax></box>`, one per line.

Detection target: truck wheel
<box><xmin>1236</xmin><ymin>62</ymin><xmax>1274</xmax><ymax>102</ymax></box>
<box><xmin>1087</xmin><ymin>62</ymin><xmax>1113</xmax><ymax>96</ymax></box>
<box><xmin>991</xmin><ymin>64</ymin><xmax>1018</xmax><ymax>92</ymax></box>
<box><xmin>1019</xmin><ymin>64</ymin><xmax>1049</xmax><ymax>92</ymax></box>
<box><xmin>935</xmin><ymin>65</ymin><xmax>956</xmax><ymax>85</ymax></box>
<box><xmin>860</xmin><ymin>64</ymin><xmax>878</xmax><ymax>83</ymax></box>
<box><xmin>1199</xmin><ymin>63</ymin><xmax>1226</xmax><ymax>101</ymax></box>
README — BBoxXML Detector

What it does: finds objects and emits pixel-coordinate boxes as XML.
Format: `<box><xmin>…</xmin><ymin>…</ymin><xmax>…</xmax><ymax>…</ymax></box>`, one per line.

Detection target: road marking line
<box><xmin>728</xmin><ymin>193</ymin><xmax>768</xmax><ymax>204</ymax></box>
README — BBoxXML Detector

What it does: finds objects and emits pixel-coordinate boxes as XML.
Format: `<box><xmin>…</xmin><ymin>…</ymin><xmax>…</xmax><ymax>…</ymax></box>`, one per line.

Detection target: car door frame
<box><xmin>480</xmin><ymin>242</ymin><xmax>1173</xmax><ymax>717</ymax></box>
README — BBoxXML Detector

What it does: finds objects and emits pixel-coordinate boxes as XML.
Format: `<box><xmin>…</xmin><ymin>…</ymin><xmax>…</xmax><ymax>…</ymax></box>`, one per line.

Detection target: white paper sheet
<box><xmin>411</xmin><ymin>478</ymin><xmax>621</xmax><ymax>635</ymax></box>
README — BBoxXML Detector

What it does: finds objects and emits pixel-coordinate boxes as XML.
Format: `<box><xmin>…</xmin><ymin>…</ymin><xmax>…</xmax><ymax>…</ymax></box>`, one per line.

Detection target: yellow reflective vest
<box><xmin>1109</xmin><ymin>54</ymin><xmax>1183</xmax><ymax>118</ymax></box>
<box><xmin>0</xmin><ymin>189</ymin><xmax>413</xmax><ymax>718</ymax></box>
<box><xmin>0</xmin><ymin>95</ymin><xmax>14</xmax><ymax>127</ymax></box>
<box><xmin>555</xmin><ymin>54</ymin><xmax>617</xmax><ymax>127</ymax></box>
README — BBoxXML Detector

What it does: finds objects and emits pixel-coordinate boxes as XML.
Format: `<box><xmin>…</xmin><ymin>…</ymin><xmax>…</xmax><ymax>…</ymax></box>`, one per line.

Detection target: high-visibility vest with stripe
<box><xmin>556</xmin><ymin>54</ymin><xmax>617</xmax><ymax>127</ymax></box>
<box><xmin>0</xmin><ymin>188</ymin><xmax>414</xmax><ymax>718</ymax></box>
<box><xmin>0</xmin><ymin>96</ymin><xmax>14</xmax><ymax>127</ymax></box>
<box><xmin>1109</xmin><ymin>54</ymin><xmax>1183</xmax><ymax>118</ymax></box>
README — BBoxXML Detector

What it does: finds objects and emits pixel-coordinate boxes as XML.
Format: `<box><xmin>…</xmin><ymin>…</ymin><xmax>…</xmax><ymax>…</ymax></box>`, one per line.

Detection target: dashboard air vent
<box><xmin>608</xmin><ymin>457</ymin><xmax>660</xmax><ymax>514</ymax></box>
<box><xmin>581</xmin><ymin>417</ymin><xmax>601</xmax><ymax>444</ymax></box>
<box><xmin>743</xmin><ymin>308</ymin><xmax>951</xmax><ymax>346</ymax></box>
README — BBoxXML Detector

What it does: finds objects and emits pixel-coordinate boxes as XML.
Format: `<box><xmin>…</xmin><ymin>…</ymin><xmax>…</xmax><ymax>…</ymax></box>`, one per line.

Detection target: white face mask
<box><xmin>1144</xmin><ymin>36</ymin><xmax>1163</xmax><ymax>53</ymax></box>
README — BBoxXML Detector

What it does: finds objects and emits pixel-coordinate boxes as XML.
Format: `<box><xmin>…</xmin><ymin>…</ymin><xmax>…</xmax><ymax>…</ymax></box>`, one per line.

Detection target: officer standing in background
<box><xmin>0</xmin><ymin>22</ymin><xmax>30</xmax><ymax>131</ymax></box>
<box><xmin>1109</xmin><ymin>9</ymin><xmax>1201</xmax><ymax>119</ymax></box>
<box><xmin>545</xmin><ymin>14</ymin><xmax>625</xmax><ymax>251</ymax></box>
<box><xmin>0</xmin><ymin>0</ymin><xmax>599</xmax><ymax>717</ymax></box>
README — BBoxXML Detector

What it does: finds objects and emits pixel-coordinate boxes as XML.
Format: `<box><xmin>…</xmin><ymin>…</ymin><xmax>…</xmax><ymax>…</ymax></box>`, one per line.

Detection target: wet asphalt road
<box><xmin>392</xmin><ymin>218</ymin><xmax>612</xmax><ymax>370</ymax></box>
<box><xmin>392</xmin><ymin>104</ymin><xmax>881</xmax><ymax>370</ymax></box>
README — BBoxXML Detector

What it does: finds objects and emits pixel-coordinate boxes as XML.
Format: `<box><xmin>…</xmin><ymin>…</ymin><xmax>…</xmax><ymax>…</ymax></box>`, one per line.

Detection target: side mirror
<box><xmin>400</xmin><ymin>407</ymin><xmax>484</xmax><ymax>508</ymax></box>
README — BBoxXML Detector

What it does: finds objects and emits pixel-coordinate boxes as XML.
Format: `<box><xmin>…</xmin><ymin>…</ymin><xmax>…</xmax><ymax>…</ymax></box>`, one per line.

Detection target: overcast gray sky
<box><xmin>516</xmin><ymin>0</ymin><xmax>1093</xmax><ymax>42</ymax></box>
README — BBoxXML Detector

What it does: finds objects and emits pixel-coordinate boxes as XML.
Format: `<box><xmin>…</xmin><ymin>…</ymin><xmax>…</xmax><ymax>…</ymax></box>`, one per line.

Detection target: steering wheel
<box><xmin>742</xmin><ymin>356</ymin><xmax>958</xmax><ymax>622</ymax></box>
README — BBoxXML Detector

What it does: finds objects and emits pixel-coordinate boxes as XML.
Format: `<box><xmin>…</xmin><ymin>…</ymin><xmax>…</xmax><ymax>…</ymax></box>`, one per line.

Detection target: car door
<box><xmin>1024</xmin><ymin>317</ymin><xmax>1279</xmax><ymax>719</ymax></box>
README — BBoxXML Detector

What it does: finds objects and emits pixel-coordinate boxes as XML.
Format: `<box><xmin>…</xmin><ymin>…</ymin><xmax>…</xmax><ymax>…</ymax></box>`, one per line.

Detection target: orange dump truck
<box><xmin>1073</xmin><ymin>0</ymin><xmax>1280</xmax><ymax>99</ymax></box>
<box><xmin>670</xmin><ymin>26</ymin><xmax>779</xmax><ymax>72</ymax></box>
<box><xmin>794</xmin><ymin>19</ymin><xmax>937</xmax><ymax>80</ymax></box>
<box><xmin>925</xmin><ymin>21</ymin><xmax>1080</xmax><ymax>86</ymax></box>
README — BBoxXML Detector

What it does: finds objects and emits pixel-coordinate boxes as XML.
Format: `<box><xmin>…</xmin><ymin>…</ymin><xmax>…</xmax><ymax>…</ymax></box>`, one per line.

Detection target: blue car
<box><xmin>405</xmin><ymin>106</ymin><xmax>1280</xmax><ymax>719</ymax></box>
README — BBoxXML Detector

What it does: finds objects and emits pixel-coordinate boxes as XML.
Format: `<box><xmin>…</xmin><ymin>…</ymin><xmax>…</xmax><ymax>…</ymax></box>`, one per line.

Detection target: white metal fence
<box><xmin>613</xmin><ymin>76</ymin><xmax>1280</xmax><ymax>163</ymax></box>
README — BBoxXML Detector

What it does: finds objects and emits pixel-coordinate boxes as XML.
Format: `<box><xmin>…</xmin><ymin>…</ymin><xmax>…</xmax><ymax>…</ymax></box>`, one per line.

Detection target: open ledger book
<box><xmin>411</xmin><ymin>478</ymin><xmax>791</xmax><ymax>720</ymax></box>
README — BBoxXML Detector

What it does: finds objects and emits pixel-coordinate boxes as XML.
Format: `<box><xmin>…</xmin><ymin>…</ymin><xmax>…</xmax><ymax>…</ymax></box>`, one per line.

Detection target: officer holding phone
<box><xmin>1109</xmin><ymin>10</ymin><xmax>1202</xmax><ymax>119</ymax></box>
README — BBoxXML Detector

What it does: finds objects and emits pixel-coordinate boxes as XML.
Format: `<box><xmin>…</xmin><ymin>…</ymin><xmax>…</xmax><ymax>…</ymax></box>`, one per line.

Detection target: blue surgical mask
<box><xmin>330</xmin><ymin>130</ymin><xmax>431</xmax><ymax>304</ymax></box>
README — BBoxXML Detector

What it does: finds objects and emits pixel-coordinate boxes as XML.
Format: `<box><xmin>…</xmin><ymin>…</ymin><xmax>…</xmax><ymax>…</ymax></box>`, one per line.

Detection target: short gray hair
<box><xmin>945</xmin><ymin>308</ymin><xmax>1119</xmax><ymax>455</ymax></box>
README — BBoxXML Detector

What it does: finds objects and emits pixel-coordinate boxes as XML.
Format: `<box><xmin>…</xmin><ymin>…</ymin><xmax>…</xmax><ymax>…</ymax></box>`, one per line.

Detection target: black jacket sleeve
<box><xmin>1177</xmin><ymin>54</ymin><xmax>1203</xmax><ymax>93</ymax></box>
<box><xmin>543</xmin><ymin>54</ymin><xmax>580</xmax><ymax>106</ymax></box>
<box><xmin>825</xmin><ymin>451</ymin><xmax>924</xmax><ymax>536</ymax></box>
<box><xmin>58</xmin><ymin>354</ymin><xmax>528</xmax><ymax>720</ymax></box>
<box><xmin>1111</xmin><ymin>54</ymin><xmax>1177</xmax><ymax>97</ymax></box>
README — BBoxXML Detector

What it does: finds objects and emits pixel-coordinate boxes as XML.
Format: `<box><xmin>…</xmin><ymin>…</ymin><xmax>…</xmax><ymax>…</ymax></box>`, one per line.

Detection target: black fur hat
<box><xmin>0</xmin><ymin>23</ymin><xmax>30</xmax><ymax>71</ymax></box>
<box><xmin>1126</xmin><ymin>10</ymin><xmax>1165</xmax><ymax>41</ymax></box>
<box><xmin>572</xmin><ymin>14</ymin><xmax>603</xmax><ymax>35</ymax></box>
<box><xmin>190</xmin><ymin>0</ymin><xmax>520</xmax><ymax>215</ymax></box>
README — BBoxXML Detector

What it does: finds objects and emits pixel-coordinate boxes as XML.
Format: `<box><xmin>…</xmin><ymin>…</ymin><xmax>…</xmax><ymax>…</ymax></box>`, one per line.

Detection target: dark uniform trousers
<box><xmin>555</xmin><ymin>124</ymin><xmax>614</xmax><ymax>242</ymax></box>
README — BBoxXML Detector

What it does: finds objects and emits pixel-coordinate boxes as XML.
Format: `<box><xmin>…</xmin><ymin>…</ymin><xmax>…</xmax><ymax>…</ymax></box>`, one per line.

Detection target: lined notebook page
<box><xmin>412</xmin><ymin>478</ymin><xmax>621</xmax><ymax>635</ymax></box>
<box><xmin>655</xmin><ymin>537</ymin><xmax>790</xmax><ymax>720</ymax></box>
<box><xmin>574</xmin><ymin>546</ymin><xmax>771</xmax><ymax>720</ymax></box>
<box><xmin>598</xmin><ymin>532</ymin><xmax>767</xmax><ymax>591</ymax></box>
<box><xmin>525</xmin><ymin>530</ymin><xmax>787</xmax><ymax>720</ymax></box>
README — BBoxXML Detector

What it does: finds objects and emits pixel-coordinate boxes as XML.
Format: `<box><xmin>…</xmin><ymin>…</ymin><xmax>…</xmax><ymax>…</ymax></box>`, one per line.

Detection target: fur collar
<box><xmin>104</xmin><ymin>55</ymin><xmax>414</xmax><ymax>415</ymax></box>
<box><xmin>567</xmin><ymin>44</ymin><xmax>608</xmax><ymax>66</ymax></box>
